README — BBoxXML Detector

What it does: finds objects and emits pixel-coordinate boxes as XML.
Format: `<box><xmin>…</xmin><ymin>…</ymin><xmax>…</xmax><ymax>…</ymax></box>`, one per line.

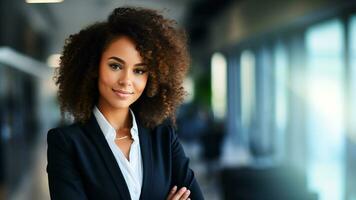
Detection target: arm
<box><xmin>47</xmin><ymin>128</ymin><xmax>88</xmax><ymax>200</ymax></box>
<box><xmin>170</xmin><ymin>126</ymin><xmax>204</xmax><ymax>200</ymax></box>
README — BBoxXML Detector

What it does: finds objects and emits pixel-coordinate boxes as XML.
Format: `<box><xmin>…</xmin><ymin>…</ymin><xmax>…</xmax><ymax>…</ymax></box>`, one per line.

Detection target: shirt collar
<box><xmin>129</xmin><ymin>109</ymin><xmax>139</xmax><ymax>138</ymax></box>
<box><xmin>93</xmin><ymin>106</ymin><xmax>139</xmax><ymax>141</ymax></box>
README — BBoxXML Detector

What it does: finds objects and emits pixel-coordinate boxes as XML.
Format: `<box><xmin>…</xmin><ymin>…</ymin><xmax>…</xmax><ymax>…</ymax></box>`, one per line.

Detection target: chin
<box><xmin>111</xmin><ymin>103</ymin><xmax>131</xmax><ymax>110</ymax></box>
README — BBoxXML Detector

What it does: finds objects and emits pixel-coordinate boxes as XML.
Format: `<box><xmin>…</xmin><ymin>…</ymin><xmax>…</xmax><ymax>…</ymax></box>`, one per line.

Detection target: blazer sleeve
<box><xmin>170</xmin><ymin>126</ymin><xmax>204</xmax><ymax>200</ymax></box>
<box><xmin>47</xmin><ymin>128</ymin><xmax>88</xmax><ymax>200</ymax></box>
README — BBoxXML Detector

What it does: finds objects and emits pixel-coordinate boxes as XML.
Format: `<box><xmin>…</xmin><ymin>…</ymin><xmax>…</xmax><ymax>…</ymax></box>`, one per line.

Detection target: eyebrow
<box><xmin>108</xmin><ymin>56</ymin><xmax>146</xmax><ymax>67</ymax></box>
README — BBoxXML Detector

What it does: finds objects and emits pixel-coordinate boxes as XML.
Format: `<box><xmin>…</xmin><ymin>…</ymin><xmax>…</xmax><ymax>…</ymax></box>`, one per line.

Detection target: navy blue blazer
<box><xmin>46</xmin><ymin>115</ymin><xmax>204</xmax><ymax>200</ymax></box>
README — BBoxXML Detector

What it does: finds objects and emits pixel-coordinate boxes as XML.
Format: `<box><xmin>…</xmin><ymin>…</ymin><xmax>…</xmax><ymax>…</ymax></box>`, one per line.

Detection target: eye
<box><xmin>108</xmin><ymin>63</ymin><xmax>123</xmax><ymax>70</ymax></box>
<box><xmin>134</xmin><ymin>68</ymin><xmax>147</xmax><ymax>75</ymax></box>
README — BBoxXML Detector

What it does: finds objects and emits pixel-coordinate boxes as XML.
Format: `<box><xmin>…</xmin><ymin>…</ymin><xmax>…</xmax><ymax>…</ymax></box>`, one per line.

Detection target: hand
<box><xmin>166</xmin><ymin>185</ymin><xmax>191</xmax><ymax>200</ymax></box>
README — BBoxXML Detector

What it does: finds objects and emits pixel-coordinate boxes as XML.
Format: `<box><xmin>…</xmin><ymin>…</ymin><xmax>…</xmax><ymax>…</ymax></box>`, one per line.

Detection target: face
<box><xmin>97</xmin><ymin>36</ymin><xmax>148</xmax><ymax>112</ymax></box>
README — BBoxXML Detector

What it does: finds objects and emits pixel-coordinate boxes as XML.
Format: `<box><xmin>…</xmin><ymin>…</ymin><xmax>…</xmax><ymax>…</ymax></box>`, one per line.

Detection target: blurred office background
<box><xmin>1</xmin><ymin>0</ymin><xmax>356</xmax><ymax>199</ymax></box>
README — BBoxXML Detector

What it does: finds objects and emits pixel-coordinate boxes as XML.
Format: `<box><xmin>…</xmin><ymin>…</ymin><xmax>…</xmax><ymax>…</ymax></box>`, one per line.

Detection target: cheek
<box><xmin>99</xmin><ymin>69</ymin><xmax>116</xmax><ymax>87</ymax></box>
<box><xmin>135</xmin><ymin>76</ymin><xmax>148</xmax><ymax>92</ymax></box>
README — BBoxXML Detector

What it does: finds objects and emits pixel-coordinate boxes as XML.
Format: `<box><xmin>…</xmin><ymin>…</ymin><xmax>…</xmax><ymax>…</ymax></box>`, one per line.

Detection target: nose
<box><xmin>118</xmin><ymin>69</ymin><xmax>132</xmax><ymax>86</ymax></box>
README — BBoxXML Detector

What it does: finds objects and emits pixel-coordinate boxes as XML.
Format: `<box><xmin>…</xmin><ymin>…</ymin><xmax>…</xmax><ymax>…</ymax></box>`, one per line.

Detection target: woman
<box><xmin>47</xmin><ymin>7</ymin><xmax>204</xmax><ymax>200</ymax></box>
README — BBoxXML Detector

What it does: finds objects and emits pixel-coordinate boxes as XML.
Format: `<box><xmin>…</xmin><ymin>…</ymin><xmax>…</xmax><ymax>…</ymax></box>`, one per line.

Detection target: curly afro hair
<box><xmin>55</xmin><ymin>7</ymin><xmax>189</xmax><ymax>128</ymax></box>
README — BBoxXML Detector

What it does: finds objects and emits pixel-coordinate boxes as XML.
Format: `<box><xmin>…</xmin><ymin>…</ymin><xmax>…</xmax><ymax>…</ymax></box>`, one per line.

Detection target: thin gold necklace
<box><xmin>115</xmin><ymin>128</ymin><xmax>132</xmax><ymax>141</ymax></box>
<box><xmin>115</xmin><ymin>135</ymin><xmax>130</xmax><ymax>140</ymax></box>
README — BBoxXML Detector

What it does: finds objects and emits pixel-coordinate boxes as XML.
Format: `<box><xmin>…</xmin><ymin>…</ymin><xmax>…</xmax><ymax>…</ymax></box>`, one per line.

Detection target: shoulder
<box><xmin>48</xmin><ymin>122</ymin><xmax>83</xmax><ymax>136</ymax></box>
<box><xmin>149</xmin><ymin>120</ymin><xmax>178</xmax><ymax>143</ymax></box>
<box><xmin>47</xmin><ymin>122</ymin><xmax>84</xmax><ymax>147</ymax></box>
<box><xmin>151</xmin><ymin>119</ymin><xmax>175</xmax><ymax>134</ymax></box>
<box><xmin>155</xmin><ymin>120</ymin><xmax>173</xmax><ymax>130</ymax></box>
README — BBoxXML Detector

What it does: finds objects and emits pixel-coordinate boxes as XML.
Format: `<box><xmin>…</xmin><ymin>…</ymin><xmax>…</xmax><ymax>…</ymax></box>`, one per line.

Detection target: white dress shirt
<box><xmin>93</xmin><ymin>106</ymin><xmax>143</xmax><ymax>200</ymax></box>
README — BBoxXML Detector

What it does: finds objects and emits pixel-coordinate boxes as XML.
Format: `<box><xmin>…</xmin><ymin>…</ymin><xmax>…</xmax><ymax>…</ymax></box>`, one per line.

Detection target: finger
<box><xmin>179</xmin><ymin>189</ymin><xmax>190</xmax><ymax>200</ymax></box>
<box><xmin>172</xmin><ymin>187</ymin><xmax>187</xmax><ymax>200</ymax></box>
<box><xmin>167</xmin><ymin>186</ymin><xmax>177</xmax><ymax>200</ymax></box>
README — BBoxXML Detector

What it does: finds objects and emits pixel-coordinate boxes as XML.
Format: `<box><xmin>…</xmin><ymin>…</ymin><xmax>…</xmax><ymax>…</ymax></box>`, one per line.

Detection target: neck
<box><xmin>97</xmin><ymin>102</ymin><xmax>131</xmax><ymax>131</ymax></box>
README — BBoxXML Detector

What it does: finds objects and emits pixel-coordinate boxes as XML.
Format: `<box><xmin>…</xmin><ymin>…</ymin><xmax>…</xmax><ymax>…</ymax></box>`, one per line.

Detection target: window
<box><xmin>350</xmin><ymin>16</ymin><xmax>356</xmax><ymax>143</ymax></box>
<box><xmin>240</xmin><ymin>50</ymin><xmax>256</xmax><ymax>128</ymax></box>
<box><xmin>274</xmin><ymin>41</ymin><xmax>289</xmax><ymax>161</ymax></box>
<box><xmin>347</xmin><ymin>14</ymin><xmax>356</xmax><ymax>200</ymax></box>
<box><xmin>305</xmin><ymin>19</ymin><xmax>345</xmax><ymax>200</ymax></box>
<box><xmin>211</xmin><ymin>52</ymin><xmax>227</xmax><ymax>120</ymax></box>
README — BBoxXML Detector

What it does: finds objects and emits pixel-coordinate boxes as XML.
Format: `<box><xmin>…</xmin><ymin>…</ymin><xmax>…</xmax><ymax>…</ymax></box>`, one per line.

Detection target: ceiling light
<box><xmin>26</xmin><ymin>0</ymin><xmax>63</xmax><ymax>3</ymax></box>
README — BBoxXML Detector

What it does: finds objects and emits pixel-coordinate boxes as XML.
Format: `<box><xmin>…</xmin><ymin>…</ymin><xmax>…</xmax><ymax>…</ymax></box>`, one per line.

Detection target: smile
<box><xmin>112</xmin><ymin>89</ymin><xmax>134</xmax><ymax>98</ymax></box>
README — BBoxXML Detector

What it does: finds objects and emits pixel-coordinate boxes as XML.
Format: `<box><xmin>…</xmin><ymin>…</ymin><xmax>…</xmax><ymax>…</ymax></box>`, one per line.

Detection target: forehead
<box><xmin>102</xmin><ymin>36</ymin><xmax>142</xmax><ymax>62</ymax></box>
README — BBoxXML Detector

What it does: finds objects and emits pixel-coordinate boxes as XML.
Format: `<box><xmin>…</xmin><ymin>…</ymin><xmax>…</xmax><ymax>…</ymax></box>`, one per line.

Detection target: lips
<box><xmin>113</xmin><ymin>89</ymin><xmax>133</xmax><ymax>94</ymax></box>
<box><xmin>112</xmin><ymin>89</ymin><xmax>134</xmax><ymax>98</ymax></box>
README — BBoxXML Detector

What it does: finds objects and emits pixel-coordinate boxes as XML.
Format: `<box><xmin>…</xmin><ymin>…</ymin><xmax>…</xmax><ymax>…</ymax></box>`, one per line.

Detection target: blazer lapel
<box><xmin>82</xmin><ymin>115</ymin><xmax>131</xmax><ymax>200</ymax></box>
<box><xmin>137</xmin><ymin>121</ymin><xmax>153</xmax><ymax>200</ymax></box>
